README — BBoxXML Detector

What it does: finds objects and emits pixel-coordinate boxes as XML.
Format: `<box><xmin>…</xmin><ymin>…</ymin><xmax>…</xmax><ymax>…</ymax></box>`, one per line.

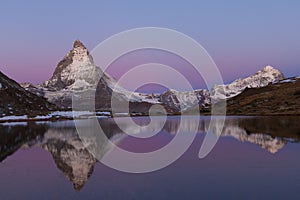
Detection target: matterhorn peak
<box><xmin>68</xmin><ymin>39</ymin><xmax>93</xmax><ymax>66</ymax></box>
<box><xmin>73</xmin><ymin>39</ymin><xmax>87</xmax><ymax>49</ymax></box>
<box><xmin>42</xmin><ymin>40</ymin><xmax>98</xmax><ymax>90</ymax></box>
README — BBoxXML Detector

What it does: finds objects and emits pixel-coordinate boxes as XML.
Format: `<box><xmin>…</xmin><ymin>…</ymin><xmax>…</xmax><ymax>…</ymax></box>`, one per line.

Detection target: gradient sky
<box><xmin>0</xmin><ymin>0</ymin><xmax>299</xmax><ymax>91</ymax></box>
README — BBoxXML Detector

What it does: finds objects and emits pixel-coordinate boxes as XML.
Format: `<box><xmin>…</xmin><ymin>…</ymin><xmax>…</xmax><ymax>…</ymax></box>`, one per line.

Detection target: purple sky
<box><xmin>0</xmin><ymin>1</ymin><xmax>299</xmax><ymax>91</ymax></box>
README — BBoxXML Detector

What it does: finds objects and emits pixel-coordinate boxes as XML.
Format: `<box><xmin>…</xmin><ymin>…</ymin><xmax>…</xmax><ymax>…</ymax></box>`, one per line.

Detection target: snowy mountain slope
<box><xmin>160</xmin><ymin>89</ymin><xmax>210</xmax><ymax>112</ymax></box>
<box><xmin>158</xmin><ymin>65</ymin><xmax>284</xmax><ymax>112</ymax></box>
<box><xmin>211</xmin><ymin>65</ymin><xmax>285</xmax><ymax>101</ymax></box>
<box><xmin>42</xmin><ymin>40</ymin><xmax>97</xmax><ymax>90</ymax></box>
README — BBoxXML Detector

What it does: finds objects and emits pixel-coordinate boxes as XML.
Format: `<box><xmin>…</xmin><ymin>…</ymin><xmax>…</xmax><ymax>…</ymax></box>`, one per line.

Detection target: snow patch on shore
<box><xmin>0</xmin><ymin>111</ymin><xmax>111</xmax><ymax>123</ymax></box>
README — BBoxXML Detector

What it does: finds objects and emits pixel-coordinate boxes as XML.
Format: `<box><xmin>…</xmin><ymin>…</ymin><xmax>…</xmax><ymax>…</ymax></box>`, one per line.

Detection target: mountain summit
<box><xmin>211</xmin><ymin>65</ymin><xmax>285</xmax><ymax>100</ymax></box>
<box><xmin>73</xmin><ymin>39</ymin><xmax>87</xmax><ymax>49</ymax></box>
<box><xmin>42</xmin><ymin>40</ymin><xmax>96</xmax><ymax>90</ymax></box>
<box><xmin>38</xmin><ymin>40</ymin><xmax>152</xmax><ymax>110</ymax></box>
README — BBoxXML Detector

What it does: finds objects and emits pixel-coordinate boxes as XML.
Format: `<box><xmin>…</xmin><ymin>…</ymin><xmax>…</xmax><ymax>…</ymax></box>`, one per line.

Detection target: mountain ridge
<box><xmin>28</xmin><ymin>40</ymin><xmax>285</xmax><ymax>114</ymax></box>
<box><xmin>0</xmin><ymin>40</ymin><xmax>297</xmax><ymax>117</ymax></box>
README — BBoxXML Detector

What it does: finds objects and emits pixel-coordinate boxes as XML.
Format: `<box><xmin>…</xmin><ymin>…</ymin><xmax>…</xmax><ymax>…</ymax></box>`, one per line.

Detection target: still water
<box><xmin>0</xmin><ymin>116</ymin><xmax>299</xmax><ymax>200</ymax></box>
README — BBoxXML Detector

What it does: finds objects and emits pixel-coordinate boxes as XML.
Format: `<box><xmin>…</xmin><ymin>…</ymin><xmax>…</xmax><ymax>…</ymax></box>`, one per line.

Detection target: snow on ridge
<box><xmin>277</xmin><ymin>79</ymin><xmax>296</xmax><ymax>83</ymax></box>
<box><xmin>145</xmin><ymin>65</ymin><xmax>284</xmax><ymax>111</ymax></box>
<box><xmin>273</xmin><ymin>76</ymin><xmax>298</xmax><ymax>84</ymax></box>
<box><xmin>42</xmin><ymin>39</ymin><xmax>96</xmax><ymax>90</ymax></box>
<box><xmin>211</xmin><ymin>65</ymin><xmax>285</xmax><ymax>100</ymax></box>
<box><xmin>160</xmin><ymin>88</ymin><xmax>210</xmax><ymax>111</ymax></box>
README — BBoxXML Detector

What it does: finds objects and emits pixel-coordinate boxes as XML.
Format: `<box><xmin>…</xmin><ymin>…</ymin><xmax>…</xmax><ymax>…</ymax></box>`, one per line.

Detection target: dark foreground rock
<box><xmin>0</xmin><ymin>71</ymin><xmax>57</xmax><ymax>117</ymax></box>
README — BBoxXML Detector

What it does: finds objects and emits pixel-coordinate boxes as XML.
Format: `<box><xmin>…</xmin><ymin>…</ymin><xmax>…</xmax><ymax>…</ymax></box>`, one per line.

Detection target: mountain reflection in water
<box><xmin>0</xmin><ymin>116</ymin><xmax>299</xmax><ymax>191</ymax></box>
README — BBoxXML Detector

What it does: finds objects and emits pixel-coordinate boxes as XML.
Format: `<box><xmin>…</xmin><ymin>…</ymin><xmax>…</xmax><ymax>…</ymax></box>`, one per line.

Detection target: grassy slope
<box><xmin>225</xmin><ymin>79</ymin><xmax>300</xmax><ymax>115</ymax></box>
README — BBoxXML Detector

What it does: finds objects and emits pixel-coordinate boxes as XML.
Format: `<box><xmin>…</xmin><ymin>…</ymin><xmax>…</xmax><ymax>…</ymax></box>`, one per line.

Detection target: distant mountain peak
<box><xmin>211</xmin><ymin>65</ymin><xmax>285</xmax><ymax>100</ymax></box>
<box><xmin>256</xmin><ymin>65</ymin><xmax>285</xmax><ymax>79</ymax></box>
<box><xmin>263</xmin><ymin>65</ymin><xmax>275</xmax><ymax>71</ymax></box>
<box><xmin>259</xmin><ymin>65</ymin><xmax>283</xmax><ymax>75</ymax></box>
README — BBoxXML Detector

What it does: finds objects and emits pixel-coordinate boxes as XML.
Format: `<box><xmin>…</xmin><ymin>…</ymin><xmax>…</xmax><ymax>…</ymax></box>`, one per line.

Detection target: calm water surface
<box><xmin>0</xmin><ymin>116</ymin><xmax>300</xmax><ymax>200</ymax></box>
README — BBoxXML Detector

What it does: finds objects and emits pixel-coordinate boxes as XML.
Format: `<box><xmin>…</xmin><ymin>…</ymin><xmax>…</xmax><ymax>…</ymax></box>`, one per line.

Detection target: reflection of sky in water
<box><xmin>0</xmin><ymin>116</ymin><xmax>300</xmax><ymax>199</ymax></box>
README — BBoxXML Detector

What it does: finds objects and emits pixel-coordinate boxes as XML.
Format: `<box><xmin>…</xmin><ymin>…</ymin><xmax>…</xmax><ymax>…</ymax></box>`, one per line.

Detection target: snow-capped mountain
<box><xmin>0</xmin><ymin>71</ymin><xmax>56</xmax><ymax>117</ymax></box>
<box><xmin>42</xmin><ymin>40</ymin><xmax>98</xmax><ymax>90</ymax></box>
<box><xmin>21</xmin><ymin>40</ymin><xmax>286</xmax><ymax>114</ymax></box>
<box><xmin>38</xmin><ymin>40</ymin><xmax>112</xmax><ymax>108</ymax></box>
<box><xmin>157</xmin><ymin>65</ymin><xmax>284</xmax><ymax>112</ymax></box>
<box><xmin>33</xmin><ymin>40</ymin><xmax>160</xmax><ymax>110</ymax></box>
<box><xmin>211</xmin><ymin>65</ymin><xmax>285</xmax><ymax>101</ymax></box>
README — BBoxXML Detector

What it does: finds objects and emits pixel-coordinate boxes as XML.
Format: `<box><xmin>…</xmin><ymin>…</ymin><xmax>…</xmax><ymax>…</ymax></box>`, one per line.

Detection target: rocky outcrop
<box><xmin>160</xmin><ymin>89</ymin><xmax>211</xmax><ymax>112</ymax></box>
<box><xmin>0</xmin><ymin>71</ymin><xmax>56</xmax><ymax>117</ymax></box>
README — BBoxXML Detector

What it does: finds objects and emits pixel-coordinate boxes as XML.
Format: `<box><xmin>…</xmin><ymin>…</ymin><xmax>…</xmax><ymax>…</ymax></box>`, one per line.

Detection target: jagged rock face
<box><xmin>160</xmin><ymin>89</ymin><xmax>211</xmax><ymax>112</ymax></box>
<box><xmin>39</xmin><ymin>40</ymin><xmax>153</xmax><ymax>110</ymax></box>
<box><xmin>0</xmin><ymin>71</ymin><xmax>56</xmax><ymax>117</ymax></box>
<box><xmin>211</xmin><ymin>65</ymin><xmax>285</xmax><ymax>100</ymax></box>
<box><xmin>42</xmin><ymin>40</ymin><xmax>99</xmax><ymax>90</ymax></box>
<box><xmin>38</xmin><ymin>40</ymin><xmax>116</xmax><ymax>109</ymax></box>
